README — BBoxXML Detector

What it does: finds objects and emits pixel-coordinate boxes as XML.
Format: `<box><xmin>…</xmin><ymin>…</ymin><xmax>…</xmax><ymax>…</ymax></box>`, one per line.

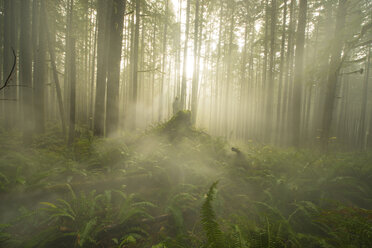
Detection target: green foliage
<box><xmin>201</xmin><ymin>181</ymin><xmax>225</xmax><ymax>248</ymax></box>
<box><xmin>0</xmin><ymin>122</ymin><xmax>372</xmax><ymax>248</ymax></box>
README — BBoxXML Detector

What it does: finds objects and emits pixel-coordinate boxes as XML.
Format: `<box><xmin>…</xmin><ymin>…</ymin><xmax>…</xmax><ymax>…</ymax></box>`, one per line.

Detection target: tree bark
<box><xmin>321</xmin><ymin>0</ymin><xmax>347</xmax><ymax>150</ymax></box>
<box><xmin>275</xmin><ymin>0</ymin><xmax>287</xmax><ymax>144</ymax></box>
<box><xmin>180</xmin><ymin>0</ymin><xmax>191</xmax><ymax>109</ymax></box>
<box><xmin>159</xmin><ymin>0</ymin><xmax>169</xmax><ymax>121</ymax></box>
<box><xmin>131</xmin><ymin>0</ymin><xmax>140</xmax><ymax>129</ymax></box>
<box><xmin>106</xmin><ymin>0</ymin><xmax>126</xmax><ymax>136</ymax></box>
<box><xmin>292</xmin><ymin>0</ymin><xmax>307</xmax><ymax>147</ymax></box>
<box><xmin>34</xmin><ymin>0</ymin><xmax>47</xmax><ymax>134</ymax></box>
<box><xmin>68</xmin><ymin>37</ymin><xmax>76</xmax><ymax>145</ymax></box>
<box><xmin>44</xmin><ymin>7</ymin><xmax>67</xmax><ymax>137</ymax></box>
<box><xmin>191</xmin><ymin>0</ymin><xmax>200</xmax><ymax>124</ymax></box>
<box><xmin>265</xmin><ymin>0</ymin><xmax>277</xmax><ymax>143</ymax></box>
<box><xmin>20</xmin><ymin>0</ymin><xmax>33</xmax><ymax>143</ymax></box>
<box><xmin>94</xmin><ymin>0</ymin><xmax>112</xmax><ymax>136</ymax></box>
<box><xmin>358</xmin><ymin>45</ymin><xmax>370</xmax><ymax>149</ymax></box>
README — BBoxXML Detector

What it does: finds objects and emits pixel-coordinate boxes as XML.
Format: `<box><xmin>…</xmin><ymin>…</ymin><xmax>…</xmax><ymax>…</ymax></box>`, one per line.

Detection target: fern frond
<box><xmin>201</xmin><ymin>181</ymin><xmax>224</xmax><ymax>248</ymax></box>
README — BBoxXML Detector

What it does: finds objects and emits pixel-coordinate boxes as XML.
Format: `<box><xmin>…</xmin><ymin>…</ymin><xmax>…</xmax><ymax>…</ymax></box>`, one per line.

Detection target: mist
<box><xmin>0</xmin><ymin>0</ymin><xmax>371</xmax><ymax>247</ymax></box>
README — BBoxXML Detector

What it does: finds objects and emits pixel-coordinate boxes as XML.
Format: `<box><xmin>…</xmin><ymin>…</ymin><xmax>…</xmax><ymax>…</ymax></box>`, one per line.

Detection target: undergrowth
<box><xmin>0</xmin><ymin>115</ymin><xmax>371</xmax><ymax>247</ymax></box>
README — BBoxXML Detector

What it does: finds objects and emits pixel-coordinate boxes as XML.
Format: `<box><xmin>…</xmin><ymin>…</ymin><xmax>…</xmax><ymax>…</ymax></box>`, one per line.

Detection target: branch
<box><xmin>7</xmin><ymin>84</ymin><xmax>33</xmax><ymax>88</ymax></box>
<box><xmin>340</xmin><ymin>68</ymin><xmax>364</xmax><ymax>75</ymax></box>
<box><xmin>137</xmin><ymin>68</ymin><xmax>165</xmax><ymax>74</ymax></box>
<box><xmin>124</xmin><ymin>10</ymin><xmax>134</xmax><ymax>16</ymax></box>
<box><xmin>344</xmin><ymin>56</ymin><xmax>367</xmax><ymax>64</ymax></box>
<box><xmin>0</xmin><ymin>48</ymin><xmax>16</xmax><ymax>91</ymax></box>
<box><xmin>353</xmin><ymin>39</ymin><xmax>372</xmax><ymax>48</ymax></box>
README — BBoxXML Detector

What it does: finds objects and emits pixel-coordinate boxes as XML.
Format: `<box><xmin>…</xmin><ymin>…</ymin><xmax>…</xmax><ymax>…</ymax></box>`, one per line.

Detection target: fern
<box><xmin>201</xmin><ymin>181</ymin><xmax>224</xmax><ymax>248</ymax></box>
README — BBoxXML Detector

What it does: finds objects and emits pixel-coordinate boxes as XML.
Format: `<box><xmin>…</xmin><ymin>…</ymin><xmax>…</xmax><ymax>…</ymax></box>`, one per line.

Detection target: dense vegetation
<box><xmin>1</xmin><ymin>112</ymin><xmax>371</xmax><ymax>248</ymax></box>
<box><xmin>0</xmin><ymin>0</ymin><xmax>371</xmax><ymax>247</ymax></box>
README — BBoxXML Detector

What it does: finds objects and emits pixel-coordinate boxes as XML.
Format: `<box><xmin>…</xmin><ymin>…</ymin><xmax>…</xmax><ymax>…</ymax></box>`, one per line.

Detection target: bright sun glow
<box><xmin>186</xmin><ymin>55</ymin><xmax>195</xmax><ymax>78</ymax></box>
<box><xmin>254</xmin><ymin>21</ymin><xmax>262</xmax><ymax>32</ymax></box>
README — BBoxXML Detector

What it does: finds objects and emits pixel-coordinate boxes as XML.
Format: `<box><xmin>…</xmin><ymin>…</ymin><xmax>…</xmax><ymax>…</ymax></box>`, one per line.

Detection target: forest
<box><xmin>0</xmin><ymin>0</ymin><xmax>371</xmax><ymax>247</ymax></box>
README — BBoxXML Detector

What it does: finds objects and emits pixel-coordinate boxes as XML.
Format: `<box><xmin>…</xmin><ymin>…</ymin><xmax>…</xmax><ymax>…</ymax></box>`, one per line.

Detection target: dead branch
<box><xmin>0</xmin><ymin>48</ymin><xmax>16</xmax><ymax>91</ymax></box>
<box><xmin>137</xmin><ymin>68</ymin><xmax>165</xmax><ymax>74</ymax></box>
<box><xmin>125</xmin><ymin>10</ymin><xmax>134</xmax><ymax>16</ymax></box>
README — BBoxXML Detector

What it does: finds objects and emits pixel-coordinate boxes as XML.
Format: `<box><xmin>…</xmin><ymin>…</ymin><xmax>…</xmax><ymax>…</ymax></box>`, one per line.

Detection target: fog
<box><xmin>0</xmin><ymin>0</ymin><xmax>371</xmax><ymax>247</ymax></box>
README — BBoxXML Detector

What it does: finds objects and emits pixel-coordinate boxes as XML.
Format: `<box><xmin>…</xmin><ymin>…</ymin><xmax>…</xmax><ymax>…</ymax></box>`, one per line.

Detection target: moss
<box><xmin>152</xmin><ymin>111</ymin><xmax>196</xmax><ymax>141</ymax></box>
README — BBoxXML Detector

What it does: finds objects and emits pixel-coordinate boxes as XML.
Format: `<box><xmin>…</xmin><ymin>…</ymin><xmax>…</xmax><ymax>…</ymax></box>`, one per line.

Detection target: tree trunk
<box><xmin>34</xmin><ymin>0</ymin><xmax>47</xmax><ymax>134</ymax></box>
<box><xmin>191</xmin><ymin>0</ymin><xmax>200</xmax><ymax>124</ymax></box>
<box><xmin>3</xmin><ymin>0</ymin><xmax>17</xmax><ymax>128</ymax></box>
<box><xmin>89</xmin><ymin>17</ymin><xmax>97</xmax><ymax>130</ymax></box>
<box><xmin>44</xmin><ymin>5</ymin><xmax>67</xmax><ymax>137</ymax></box>
<box><xmin>180</xmin><ymin>0</ymin><xmax>191</xmax><ymax>109</ymax></box>
<box><xmin>224</xmin><ymin>13</ymin><xmax>234</xmax><ymax>136</ymax></box>
<box><xmin>275</xmin><ymin>0</ymin><xmax>286</xmax><ymax>144</ymax></box>
<box><xmin>131</xmin><ymin>0</ymin><xmax>140</xmax><ymax>129</ymax></box>
<box><xmin>213</xmin><ymin>0</ymin><xmax>223</xmax><ymax>134</ymax></box>
<box><xmin>292</xmin><ymin>0</ymin><xmax>307</xmax><ymax>147</ymax></box>
<box><xmin>68</xmin><ymin>37</ymin><xmax>76</xmax><ymax>145</ymax></box>
<box><xmin>20</xmin><ymin>0</ymin><xmax>33</xmax><ymax>143</ymax></box>
<box><xmin>106</xmin><ymin>0</ymin><xmax>126</xmax><ymax>136</ymax></box>
<box><xmin>159</xmin><ymin>0</ymin><xmax>169</xmax><ymax>121</ymax></box>
<box><xmin>94</xmin><ymin>0</ymin><xmax>112</xmax><ymax>136</ymax></box>
<box><xmin>359</xmin><ymin>45</ymin><xmax>370</xmax><ymax>149</ymax></box>
<box><xmin>280</xmin><ymin>0</ymin><xmax>295</xmax><ymax>145</ymax></box>
<box><xmin>321</xmin><ymin>0</ymin><xmax>347</xmax><ymax>150</ymax></box>
<box><xmin>265</xmin><ymin>0</ymin><xmax>277</xmax><ymax>143</ymax></box>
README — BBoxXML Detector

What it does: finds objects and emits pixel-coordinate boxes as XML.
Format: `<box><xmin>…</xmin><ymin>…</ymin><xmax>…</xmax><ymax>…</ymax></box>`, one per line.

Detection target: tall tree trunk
<box><xmin>275</xmin><ymin>0</ymin><xmax>287</xmax><ymax>144</ymax></box>
<box><xmin>191</xmin><ymin>0</ymin><xmax>200</xmax><ymax>124</ymax></box>
<box><xmin>131</xmin><ymin>0</ymin><xmax>140</xmax><ymax>128</ymax></box>
<box><xmin>68</xmin><ymin>37</ymin><xmax>76</xmax><ymax>145</ymax></box>
<box><xmin>94</xmin><ymin>0</ymin><xmax>112</xmax><ymax>136</ymax></box>
<box><xmin>3</xmin><ymin>0</ymin><xmax>16</xmax><ymax>127</ymax></box>
<box><xmin>106</xmin><ymin>0</ymin><xmax>126</xmax><ymax>136</ymax></box>
<box><xmin>44</xmin><ymin>5</ymin><xmax>67</xmax><ymax>137</ymax></box>
<box><xmin>34</xmin><ymin>0</ymin><xmax>47</xmax><ymax>134</ymax></box>
<box><xmin>261</xmin><ymin>0</ymin><xmax>269</xmax><ymax>130</ymax></box>
<box><xmin>321</xmin><ymin>0</ymin><xmax>346</xmax><ymax>150</ymax></box>
<box><xmin>265</xmin><ymin>0</ymin><xmax>277</xmax><ymax>143</ymax></box>
<box><xmin>31</xmin><ymin>0</ymin><xmax>39</xmax><ymax>129</ymax></box>
<box><xmin>213</xmin><ymin>0</ymin><xmax>223</xmax><ymax>134</ymax></box>
<box><xmin>64</xmin><ymin>0</ymin><xmax>72</xmax><ymax>120</ymax></box>
<box><xmin>358</xmin><ymin>45</ymin><xmax>370</xmax><ymax>149</ymax></box>
<box><xmin>292</xmin><ymin>0</ymin><xmax>307</xmax><ymax>147</ymax></box>
<box><xmin>159</xmin><ymin>0</ymin><xmax>169</xmax><ymax>121</ymax></box>
<box><xmin>20</xmin><ymin>0</ymin><xmax>33</xmax><ymax>143</ymax></box>
<box><xmin>180</xmin><ymin>0</ymin><xmax>191</xmax><ymax>109</ymax></box>
<box><xmin>224</xmin><ymin>13</ymin><xmax>234</xmax><ymax>136</ymax></box>
<box><xmin>89</xmin><ymin>17</ymin><xmax>97</xmax><ymax>130</ymax></box>
<box><xmin>280</xmin><ymin>0</ymin><xmax>295</xmax><ymax>145</ymax></box>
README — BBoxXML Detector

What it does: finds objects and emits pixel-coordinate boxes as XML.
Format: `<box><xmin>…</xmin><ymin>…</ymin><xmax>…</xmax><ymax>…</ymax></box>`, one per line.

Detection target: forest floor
<box><xmin>0</xmin><ymin>111</ymin><xmax>371</xmax><ymax>248</ymax></box>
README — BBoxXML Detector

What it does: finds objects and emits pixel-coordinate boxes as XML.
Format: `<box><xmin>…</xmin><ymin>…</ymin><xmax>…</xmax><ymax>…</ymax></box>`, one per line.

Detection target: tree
<box><xmin>44</xmin><ymin>7</ymin><xmax>67</xmax><ymax>137</ymax></box>
<box><xmin>20</xmin><ymin>0</ymin><xmax>33</xmax><ymax>142</ymax></box>
<box><xmin>265</xmin><ymin>0</ymin><xmax>277</xmax><ymax>143</ymax></box>
<box><xmin>68</xmin><ymin>37</ymin><xmax>76</xmax><ymax>144</ymax></box>
<box><xmin>94</xmin><ymin>0</ymin><xmax>112</xmax><ymax>136</ymax></box>
<box><xmin>67</xmin><ymin>0</ymin><xmax>76</xmax><ymax>145</ymax></box>
<box><xmin>34</xmin><ymin>0</ymin><xmax>47</xmax><ymax>134</ymax></box>
<box><xmin>106</xmin><ymin>0</ymin><xmax>126</xmax><ymax>136</ymax></box>
<box><xmin>180</xmin><ymin>0</ymin><xmax>191</xmax><ymax>109</ymax></box>
<box><xmin>131</xmin><ymin>0</ymin><xmax>141</xmax><ymax>128</ymax></box>
<box><xmin>159</xmin><ymin>0</ymin><xmax>169</xmax><ymax>121</ymax></box>
<box><xmin>191</xmin><ymin>0</ymin><xmax>200</xmax><ymax>124</ymax></box>
<box><xmin>321</xmin><ymin>0</ymin><xmax>347</xmax><ymax>150</ymax></box>
<box><xmin>358</xmin><ymin>45</ymin><xmax>370</xmax><ymax>149</ymax></box>
<box><xmin>3</xmin><ymin>0</ymin><xmax>17</xmax><ymax>127</ymax></box>
<box><xmin>292</xmin><ymin>0</ymin><xmax>307</xmax><ymax>147</ymax></box>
